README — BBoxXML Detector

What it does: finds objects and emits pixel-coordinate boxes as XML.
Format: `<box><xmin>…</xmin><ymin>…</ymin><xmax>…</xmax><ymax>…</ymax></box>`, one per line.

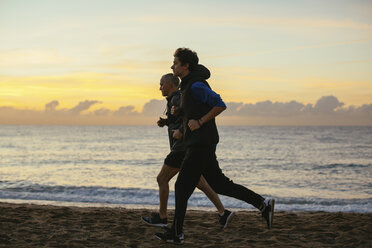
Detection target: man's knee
<box><xmin>157</xmin><ymin>165</ymin><xmax>178</xmax><ymax>186</ymax></box>
<box><xmin>157</xmin><ymin>173</ymin><xmax>168</xmax><ymax>186</ymax></box>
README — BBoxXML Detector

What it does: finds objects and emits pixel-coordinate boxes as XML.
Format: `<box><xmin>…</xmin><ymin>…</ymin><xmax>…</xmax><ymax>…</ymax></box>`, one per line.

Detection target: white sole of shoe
<box><xmin>154</xmin><ymin>234</ymin><xmax>184</xmax><ymax>245</ymax></box>
<box><xmin>269</xmin><ymin>199</ymin><xmax>275</xmax><ymax>229</ymax></box>
<box><xmin>142</xmin><ymin>217</ymin><xmax>167</xmax><ymax>227</ymax></box>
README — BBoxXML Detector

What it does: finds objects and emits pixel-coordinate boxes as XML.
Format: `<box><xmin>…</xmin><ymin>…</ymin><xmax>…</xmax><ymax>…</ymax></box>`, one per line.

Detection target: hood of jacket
<box><xmin>180</xmin><ymin>64</ymin><xmax>211</xmax><ymax>90</ymax></box>
<box><xmin>192</xmin><ymin>64</ymin><xmax>210</xmax><ymax>80</ymax></box>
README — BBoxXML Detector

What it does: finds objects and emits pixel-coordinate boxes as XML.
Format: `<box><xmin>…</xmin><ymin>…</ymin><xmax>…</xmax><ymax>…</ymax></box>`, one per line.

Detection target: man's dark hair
<box><xmin>162</xmin><ymin>73</ymin><xmax>179</xmax><ymax>87</ymax></box>
<box><xmin>174</xmin><ymin>48</ymin><xmax>199</xmax><ymax>71</ymax></box>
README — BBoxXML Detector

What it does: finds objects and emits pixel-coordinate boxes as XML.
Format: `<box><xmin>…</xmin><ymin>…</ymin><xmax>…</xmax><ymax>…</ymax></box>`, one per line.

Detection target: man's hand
<box><xmin>157</xmin><ymin>117</ymin><xmax>167</xmax><ymax>127</ymax></box>
<box><xmin>172</xmin><ymin>129</ymin><xmax>183</xmax><ymax>140</ymax></box>
<box><xmin>171</xmin><ymin>106</ymin><xmax>180</xmax><ymax>115</ymax></box>
<box><xmin>188</xmin><ymin>119</ymin><xmax>201</xmax><ymax>131</ymax></box>
<box><xmin>187</xmin><ymin>106</ymin><xmax>226</xmax><ymax>131</ymax></box>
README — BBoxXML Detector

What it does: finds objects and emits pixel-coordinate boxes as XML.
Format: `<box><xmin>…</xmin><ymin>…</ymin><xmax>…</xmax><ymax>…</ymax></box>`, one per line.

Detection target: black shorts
<box><xmin>164</xmin><ymin>151</ymin><xmax>186</xmax><ymax>169</ymax></box>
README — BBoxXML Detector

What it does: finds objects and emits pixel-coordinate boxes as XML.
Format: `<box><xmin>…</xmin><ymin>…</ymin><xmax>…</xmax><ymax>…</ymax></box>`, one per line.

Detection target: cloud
<box><xmin>113</xmin><ymin>106</ymin><xmax>139</xmax><ymax>116</ymax></box>
<box><xmin>141</xmin><ymin>99</ymin><xmax>166</xmax><ymax>116</ymax></box>
<box><xmin>45</xmin><ymin>100</ymin><xmax>59</xmax><ymax>112</ymax></box>
<box><xmin>223</xmin><ymin>95</ymin><xmax>368</xmax><ymax>117</ymax></box>
<box><xmin>218</xmin><ymin>95</ymin><xmax>372</xmax><ymax>125</ymax></box>
<box><xmin>93</xmin><ymin>108</ymin><xmax>111</xmax><ymax>116</ymax></box>
<box><xmin>313</xmin><ymin>95</ymin><xmax>344</xmax><ymax>114</ymax></box>
<box><xmin>236</xmin><ymin>100</ymin><xmax>305</xmax><ymax>117</ymax></box>
<box><xmin>0</xmin><ymin>96</ymin><xmax>371</xmax><ymax>125</ymax></box>
<box><xmin>45</xmin><ymin>100</ymin><xmax>141</xmax><ymax>117</ymax></box>
<box><xmin>68</xmin><ymin>100</ymin><xmax>102</xmax><ymax>115</ymax></box>
<box><xmin>224</xmin><ymin>102</ymin><xmax>244</xmax><ymax>116</ymax></box>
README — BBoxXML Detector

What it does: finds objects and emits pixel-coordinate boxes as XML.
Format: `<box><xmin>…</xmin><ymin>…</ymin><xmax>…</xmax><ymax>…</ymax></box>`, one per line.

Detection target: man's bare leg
<box><xmin>196</xmin><ymin>175</ymin><xmax>225</xmax><ymax>215</ymax></box>
<box><xmin>157</xmin><ymin>164</ymin><xmax>179</xmax><ymax>219</ymax></box>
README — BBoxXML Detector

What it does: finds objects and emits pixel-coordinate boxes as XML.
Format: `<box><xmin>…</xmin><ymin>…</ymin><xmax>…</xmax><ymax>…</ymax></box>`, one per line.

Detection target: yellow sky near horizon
<box><xmin>1</xmin><ymin>65</ymin><xmax>371</xmax><ymax>112</ymax></box>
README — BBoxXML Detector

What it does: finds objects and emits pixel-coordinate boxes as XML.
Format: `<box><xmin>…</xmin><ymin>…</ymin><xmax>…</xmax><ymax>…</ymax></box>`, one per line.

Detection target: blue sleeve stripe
<box><xmin>191</xmin><ymin>82</ymin><xmax>226</xmax><ymax>107</ymax></box>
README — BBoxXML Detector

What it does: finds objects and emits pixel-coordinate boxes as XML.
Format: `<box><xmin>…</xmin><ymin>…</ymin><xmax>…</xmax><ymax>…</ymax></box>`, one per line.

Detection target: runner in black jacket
<box><xmin>155</xmin><ymin>48</ymin><xmax>275</xmax><ymax>245</ymax></box>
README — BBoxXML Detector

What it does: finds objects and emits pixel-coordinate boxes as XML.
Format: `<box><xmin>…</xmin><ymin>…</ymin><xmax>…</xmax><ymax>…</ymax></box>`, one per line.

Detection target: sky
<box><xmin>0</xmin><ymin>0</ymin><xmax>371</xmax><ymax>125</ymax></box>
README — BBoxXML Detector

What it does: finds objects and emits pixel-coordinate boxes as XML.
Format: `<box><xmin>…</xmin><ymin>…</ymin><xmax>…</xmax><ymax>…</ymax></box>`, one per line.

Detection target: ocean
<box><xmin>0</xmin><ymin>125</ymin><xmax>371</xmax><ymax>213</ymax></box>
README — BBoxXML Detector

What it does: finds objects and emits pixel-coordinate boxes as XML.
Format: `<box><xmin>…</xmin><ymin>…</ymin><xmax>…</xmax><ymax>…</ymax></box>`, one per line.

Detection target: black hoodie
<box><xmin>165</xmin><ymin>64</ymin><xmax>212</xmax><ymax>151</ymax></box>
<box><xmin>179</xmin><ymin>64</ymin><xmax>219</xmax><ymax>146</ymax></box>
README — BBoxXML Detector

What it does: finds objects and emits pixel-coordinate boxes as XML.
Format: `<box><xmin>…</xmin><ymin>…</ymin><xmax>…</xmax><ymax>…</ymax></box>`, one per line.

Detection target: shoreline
<box><xmin>1</xmin><ymin>198</ymin><xmax>370</xmax><ymax>213</ymax></box>
<box><xmin>0</xmin><ymin>198</ymin><xmax>247</xmax><ymax>213</ymax></box>
<box><xmin>1</xmin><ymin>202</ymin><xmax>371</xmax><ymax>247</ymax></box>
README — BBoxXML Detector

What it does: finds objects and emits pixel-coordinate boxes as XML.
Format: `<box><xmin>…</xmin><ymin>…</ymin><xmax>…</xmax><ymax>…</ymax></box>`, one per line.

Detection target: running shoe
<box><xmin>261</xmin><ymin>198</ymin><xmax>275</xmax><ymax>229</ymax></box>
<box><xmin>155</xmin><ymin>227</ymin><xmax>184</xmax><ymax>245</ymax></box>
<box><xmin>141</xmin><ymin>213</ymin><xmax>167</xmax><ymax>227</ymax></box>
<box><xmin>219</xmin><ymin>210</ymin><xmax>235</xmax><ymax>228</ymax></box>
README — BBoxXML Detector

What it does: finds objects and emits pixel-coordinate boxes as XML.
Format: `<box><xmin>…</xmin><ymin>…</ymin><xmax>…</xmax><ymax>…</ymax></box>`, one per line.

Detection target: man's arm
<box><xmin>188</xmin><ymin>106</ymin><xmax>225</xmax><ymax>131</ymax></box>
<box><xmin>188</xmin><ymin>82</ymin><xmax>227</xmax><ymax>131</ymax></box>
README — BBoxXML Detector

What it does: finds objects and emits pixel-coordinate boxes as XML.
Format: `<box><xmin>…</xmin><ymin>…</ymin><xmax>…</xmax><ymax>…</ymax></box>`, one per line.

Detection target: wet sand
<box><xmin>1</xmin><ymin>202</ymin><xmax>371</xmax><ymax>247</ymax></box>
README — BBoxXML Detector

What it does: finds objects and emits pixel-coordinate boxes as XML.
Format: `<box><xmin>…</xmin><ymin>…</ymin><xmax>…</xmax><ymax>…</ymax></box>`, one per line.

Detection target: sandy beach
<box><xmin>1</xmin><ymin>202</ymin><xmax>371</xmax><ymax>247</ymax></box>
